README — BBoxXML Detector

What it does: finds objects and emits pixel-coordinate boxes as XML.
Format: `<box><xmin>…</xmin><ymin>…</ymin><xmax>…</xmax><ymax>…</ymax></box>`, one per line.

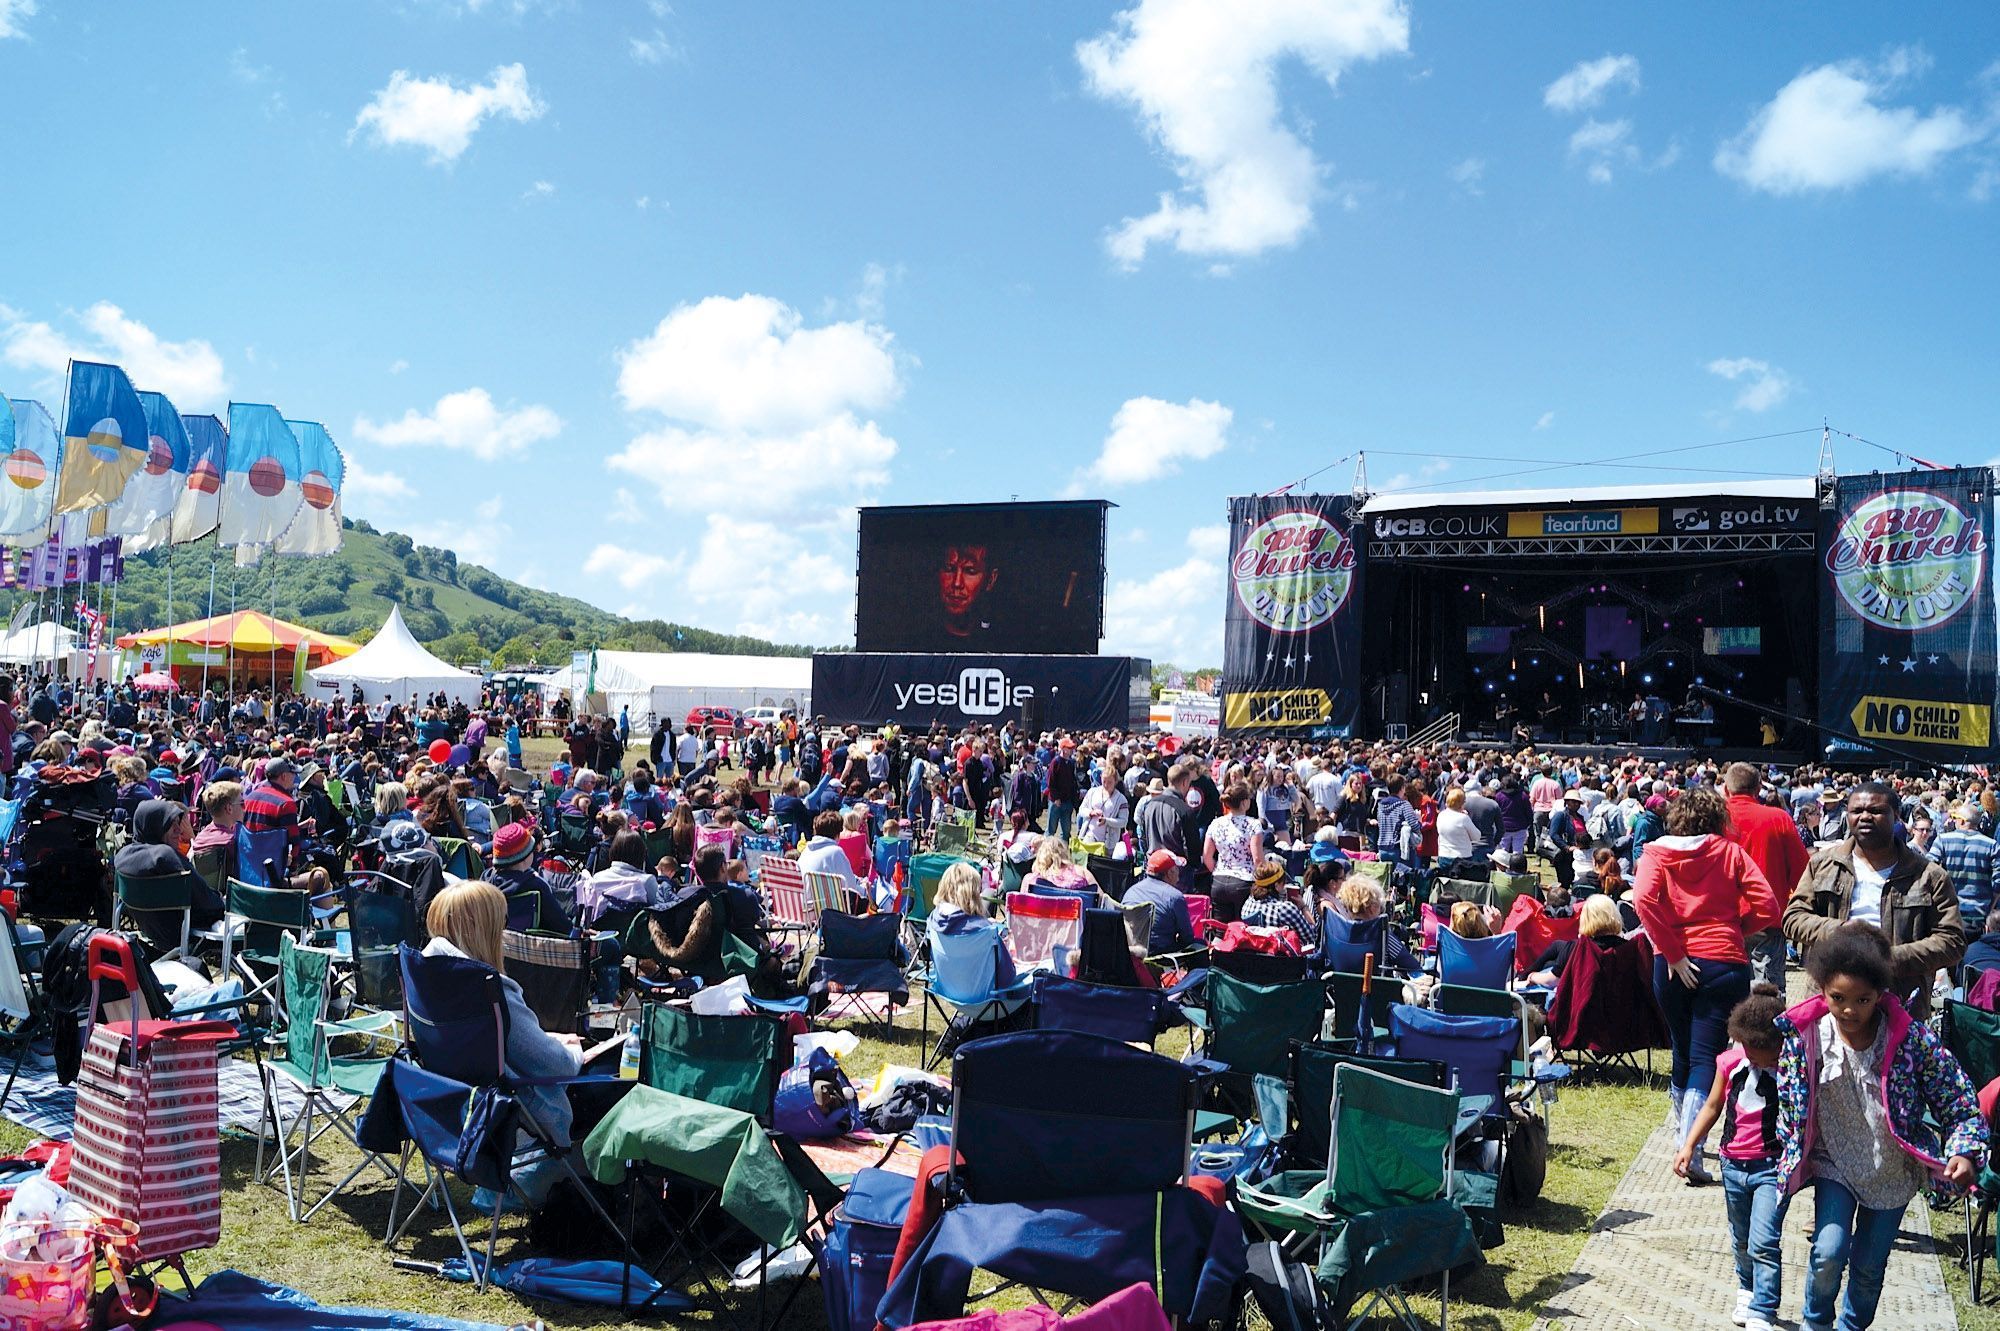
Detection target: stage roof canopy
<box><xmin>1360</xmin><ymin>477</ymin><xmax>1817</xmax><ymax>512</ymax></box>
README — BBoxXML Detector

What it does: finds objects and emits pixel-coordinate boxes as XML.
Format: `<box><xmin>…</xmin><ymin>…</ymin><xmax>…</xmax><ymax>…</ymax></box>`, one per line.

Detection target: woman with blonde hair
<box><xmin>932</xmin><ymin>861</ymin><xmax>988</xmax><ymax>920</ymax></box>
<box><xmin>1027</xmin><ymin>834</ymin><xmax>1094</xmax><ymax>892</ymax></box>
<box><xmin>1527</xmin><ymin>892</ymin><xmax>1627</xmax><ymax>987</ymax></box>
<box><xmin>422</xmin><ymin>882</ymin><xmax>584</xmax><ymax>1187</ymax></box>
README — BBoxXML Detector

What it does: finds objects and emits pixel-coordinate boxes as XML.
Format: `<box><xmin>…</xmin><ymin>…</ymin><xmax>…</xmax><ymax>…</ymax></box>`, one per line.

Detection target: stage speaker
<box><xmin>1020</xmin><ymin>694</ymin><xmax>1045</xmax><ymax>738</ymax></box>
<box><xmin>1382</xmin><ymin>672</ymin><xmax>1410</xmax><ymax>729</ymax></box>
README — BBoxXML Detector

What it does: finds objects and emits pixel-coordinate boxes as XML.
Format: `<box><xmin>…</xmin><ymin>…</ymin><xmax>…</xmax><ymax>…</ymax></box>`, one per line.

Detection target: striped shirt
<box><xmin>1929</xmin><ymin>827</ymin><xmax>2000</xmax><ymax>932</ymax></box>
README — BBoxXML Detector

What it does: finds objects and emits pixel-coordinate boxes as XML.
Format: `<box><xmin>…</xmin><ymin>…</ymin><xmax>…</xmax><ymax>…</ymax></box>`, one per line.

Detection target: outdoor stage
<box><xmin>1221</xmin><ymin>469</ymin><xmax>2000</xmax><ymax>768</ymax></box>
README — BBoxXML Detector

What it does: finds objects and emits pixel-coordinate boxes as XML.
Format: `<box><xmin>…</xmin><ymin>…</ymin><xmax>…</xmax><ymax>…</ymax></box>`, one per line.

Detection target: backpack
<box><xmin>1243</xmin><ymin>1240</ymin><xmax>1324</xmax><ymax>1331</ymax></box>
<box><xmin>1586</xmin><ymin>799</ymin><xmax>1619</xmax><ymax>843</ymax></box>
<box><xmin>1501</xmin><ymin>1110</ymin><xmax>1549</xmax><ymax>1203</ymax></box>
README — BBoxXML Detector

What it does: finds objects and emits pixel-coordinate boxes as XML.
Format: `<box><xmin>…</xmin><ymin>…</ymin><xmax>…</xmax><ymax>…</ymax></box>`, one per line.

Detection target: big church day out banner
<box><xmin>1220</xmin><ymin>494</ymin><xmax>1366</xmax><ymax>738</ymax></box>
<box><xmin>1820</xmin><ymin>466</ymin><xmax>1999</xmax><ymax>765</ymax></box>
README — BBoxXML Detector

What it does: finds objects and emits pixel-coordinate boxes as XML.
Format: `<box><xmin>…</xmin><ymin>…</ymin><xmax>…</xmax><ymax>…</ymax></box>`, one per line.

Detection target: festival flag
<box><xmin>53</xmin><ymin>361</ymin><xmax>150</xmax><ymax>514</ymax></box>
<box><xmin>274</xmin><ymin>419</ymin><xmax>344</xmax><ymax>557</ymax></box>
<box><xmin>0</xmin><ymin>398</ymin><xmax>60</xmax><ymax>540</ymax></box>
<box><xmin>166</xmin><ymin>412</ymin><xmax>228</xmax><ymax>545</ymax></box>
<box><xmin>218</xmin><ymin>402</ymin><xmax>303</xmax><ymax>564</ymax></box>
<box><xmin>103</xmin><ymin>390</ymin><xmax>191</xmax><ymax>542</ymax></box>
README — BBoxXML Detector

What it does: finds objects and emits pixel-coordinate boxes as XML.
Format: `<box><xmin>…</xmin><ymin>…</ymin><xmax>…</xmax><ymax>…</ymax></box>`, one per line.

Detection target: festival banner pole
<box><xmin>199</xmin><ymin>557</ymin><xmax>216</xmax><ymax>700</ymax></box>
<box><xmin>228</xmin><ymin>573</ymin><xmax>237</xmax><ymax>696</ymax></box>
<box><xmin>269</xmin><ymin>565</ymin><xmax>278</xmax><ymax>699</ymax></box>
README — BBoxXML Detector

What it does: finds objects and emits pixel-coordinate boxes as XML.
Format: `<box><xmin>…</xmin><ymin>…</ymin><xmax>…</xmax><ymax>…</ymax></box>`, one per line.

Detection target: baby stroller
<box><xmin>17</xmin><ymin>767</ymin><xmax>116</xmax><ymax>924</ymax></box>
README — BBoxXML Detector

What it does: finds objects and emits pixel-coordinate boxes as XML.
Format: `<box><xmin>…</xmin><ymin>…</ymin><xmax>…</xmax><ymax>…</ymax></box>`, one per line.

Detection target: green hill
<box><xmin>16</xmin><ymin>519</ymin><xmax>811</xmax><ymax>667</ymax></box>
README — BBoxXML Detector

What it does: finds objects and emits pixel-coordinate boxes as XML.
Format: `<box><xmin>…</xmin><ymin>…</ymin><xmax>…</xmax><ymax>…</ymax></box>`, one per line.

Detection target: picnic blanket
<box><xmin>0</xmin><ymin>1048</ymin><xmax>320</xmax><ymax>1142</ymax></box>
<box><xmin>164</xmin><ymin>1269</ymin><xmax>514</xmax><ymax>1329</ymax></box>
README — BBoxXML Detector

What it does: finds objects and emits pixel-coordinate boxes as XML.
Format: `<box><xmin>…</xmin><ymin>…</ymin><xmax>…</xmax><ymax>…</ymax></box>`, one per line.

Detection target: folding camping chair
<box><xmin>257</xmin><ymin>936</ymin><xmax>400</xmax><ymax>1221</ymax></box>
<box><xmin>1029</xmin><ymin>972</ymin><xmax>1180</xmax><ymax>1048</ymax></box>
<box><xmin>1236</xmin><ymin>1065</ymin><xmax>1480</xmax><ymax>1331</ymax></box>
<box><xmin>743</xmin><ymin>834</ymin><xmax>785</xmax><ymax>885</ymax></box>
<box><xmin>1087</xmin><ymin>852</ymin><xmax>1135</xmax><ymax>902</ymax></box>
<box><xmin>1187</xmin><ymin>971</ymin><xmax>1328</xmax><ymax>1119</ymax></box>
<box><xmin>803</xmin><ymin>869</ymin><xmax>857</xmax><ymax>921</ymax></box>
<box><xmin>1544</xmin><ymin>933</ymin><xmax>1668</xmax><ymax>1080</ymax></box>
<box><xmin>371</xmin><ymin>945</ymin><xmax>629</xmax><ymax>1292</ymax></box>
<box><xmin>1390</xmin><ymin>1000</ymin><xmax>1549</xmax><ymax>1198</ymax></box>
<box><xmin>919</xmin><ymin>910</ymin><xmax>1029</xmax><ymax>1071</ymax></box>
<box><xmin>0</xmin><ymin>912</ymin><xmax>45</xmax><ymax>1117</ymax></box>
<box><xmin>1437</xmin><ymin>930</ymin><xmax>1517</xmax><ymax>991</ymax></box>
<box><xmin>115</xmin><ymin>869</ymin><xmax>204</xmax><ymax>961</ymax></box>
<box><xmin>435</xmin><ymin>837</ymin><xmax>483</xmax><ymax>880</ymax></box>
<box><xmin>1318</xmin><ymin>912</ymin><xmax>1388</xmax><ymax>975</ymax></box>
<box><xmin>344</xmin><ymin>872</ymin><xmax>420</xmax><ymax>1011</ymax></box>
<box><xmin>502</xmin><ymin>930</ymin><xmax>594</xmax><ymax>1035</ymax></box>
<box><xmin>219</xmin><ymin>881</ymin><xmax>334</xmax><ymax>1012</ymax></box>
<box><xmin>555</xmin><ymin>811</ymin><xmax>597</xmax><ymax>865</ymax></box>
<box><xmin>877</xmin><ymin>1030</ymin><xmax>1239</xmax><ymax>1329</ymax></box>
<box><xmin>637</xmin><ymin>1002</ymin><xmax>788</xmax><ymax>1118</ymax></box>
<box><xmin>1004</xmin><ymin>891</ymin><xmax>1083</xmax><ymax>972</ymax></box>
<box><xmin>1944</xmin><ymin>999</ymin><xmax>2000</xmax><ymax>1298</ymax></box>
<box><xmin>1207</xmin><ymin>945</ymin><xmax>1311</xmax><ymax>985</ymax></box>
<box><xmin>808</xmin><ymin>910</ymin><xmax>908</xmax><ymax>1033</ymax></box>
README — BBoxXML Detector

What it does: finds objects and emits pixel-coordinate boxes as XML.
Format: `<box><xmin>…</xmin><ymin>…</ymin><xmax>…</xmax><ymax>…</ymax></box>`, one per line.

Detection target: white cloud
<box><xmin>0</xmin><ymin>301</ymin><xmax>229</xmax><ymax>410</ymax></box>
<box><xmin>610</xmin><ymin>487</ymin><xmax>647</xmax><ymax>525</ymax></box>
<box><xmin>0</xmin><ymin>0</ymin><xmax>35</xmax><ymax>40</ymax></box>
<box><xmin>1072</xmin><ymin>396</ymin><xmax>1232</xmax><ymax>492</ymax></box>
<box><xmin>523</xmin><ymin>179</ymin><xmax>554</xmax><ymax>199</ymax></box>
<box><xmin>629</xmin><ymin>30</ymin><xmax>674</xmax><ymax>64</ymax></box>
<box><xmin>1568</xmin><ymin>118</ymin><xmax>1637</xmax><ymax>183</ymax></box>
<box><xmin>388</xmin><ymin>358</ymin><xmax>409</xmax><ymax>375</ymax></box>
<box><xmin>1104</xmin><ymin>527</ymin><xmax>1228</xmax><ymax>666</ymax></box>
<box><xmin>1448</xmin><ymin>156</ymin><xmax>1485</xmax><ymax>195</ymax></box>
<box><xmin>409</xmin><ymin>496</ymin><xmax>510</xmax><ymax>572</ymax></box>
<box><xmin>581</xmin><ymin>542</ymin><xmax>684</xmax><ymax>591</ymax></box>
<box><xmin>1543</xmin><ymin>54</ymin><xmax>1640</xmax><ymax>112</ymax></box>
<box><xmin>1707</xmin><ymin>356</ymin><xmax>1795</xmax><ymax>412</ymax></box>
<box><xmin>353</xmin><ymin>387</ymin><xmax>562</xmax><ymax>460</ymax></box>
<box><xmin>343</xmin><ymin>459</ymin><xmax>414</xmax><ymax>502</ymax></box>
<box><xmin>1715</xmin><ymin>49</ymin><xmax>1990</xmax><ymax>194</ymax></box>
<box><xmin>1078</xmin><ymin>0</ymin><xmax>1409</xmax><ymax>267</ymax></box>
<box><xmin>684</xmin><ymin>515</ymin><xmax>853</xmax><ymax>645</ymax></box>
<box><xmin>617</xmin><ymin>294</ymin><xmax>899</xmax><ymax>433</ymax></box>
<box><xmin>1534</xmin><ymin>410</ymin><xmax>1555</xmax><ymax>430</ymax></box>
<box><xmin>351</xmin><ymin>63</ymin><xmax>546</xmax><ymax>165</ymax></box>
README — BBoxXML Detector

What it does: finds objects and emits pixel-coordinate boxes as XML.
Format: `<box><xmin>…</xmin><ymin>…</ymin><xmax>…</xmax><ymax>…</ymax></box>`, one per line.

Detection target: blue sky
<box><xmin>3</xmin><ymin>1</ymin><xmax>1998</xmax><ymax>667</ymax></box>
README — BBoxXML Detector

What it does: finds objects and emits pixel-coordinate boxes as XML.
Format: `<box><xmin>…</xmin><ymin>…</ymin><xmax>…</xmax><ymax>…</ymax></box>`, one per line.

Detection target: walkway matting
<box><xmin>1532</xmin><ymin>1121</ymin><xmax>1956</xmax><ymax>1330</ymax></box>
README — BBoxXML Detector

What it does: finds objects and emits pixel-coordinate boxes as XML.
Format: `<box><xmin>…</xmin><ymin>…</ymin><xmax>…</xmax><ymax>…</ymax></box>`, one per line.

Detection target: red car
<box><xmin>685</xmin><ymin>705</ymin><xmax>743</xmax><ymax>737</ymax></box>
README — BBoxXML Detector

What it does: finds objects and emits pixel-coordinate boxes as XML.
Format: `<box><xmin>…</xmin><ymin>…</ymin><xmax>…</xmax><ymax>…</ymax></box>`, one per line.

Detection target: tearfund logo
<box><xmin>1825</xmin><ymin>490</ymin><xmax>1987</xmax><ymax>632</ymax></box>
<box><xmin>1232</xmin><ymin>510</ymin><xmax>1356</xmax><ymax>634</ymax></box>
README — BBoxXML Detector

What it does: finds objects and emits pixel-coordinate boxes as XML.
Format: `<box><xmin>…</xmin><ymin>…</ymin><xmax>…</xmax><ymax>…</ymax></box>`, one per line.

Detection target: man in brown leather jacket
<box><xmin>1783</xmin><ymin>780</ymin><xmax>1963</xmax><ymax>1017</ymax></box>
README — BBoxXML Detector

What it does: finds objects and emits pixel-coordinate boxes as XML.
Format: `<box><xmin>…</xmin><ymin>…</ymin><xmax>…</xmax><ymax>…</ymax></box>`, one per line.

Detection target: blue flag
<box><xmin>54</xmin><ymin>361</ymin><xmax>149</xmax><ymax>513</ymax></box>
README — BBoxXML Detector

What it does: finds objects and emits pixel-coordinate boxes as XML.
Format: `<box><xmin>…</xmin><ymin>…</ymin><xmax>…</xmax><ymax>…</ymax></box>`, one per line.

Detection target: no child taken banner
<box><xmin>1820</xmin><ymin>467</ymin><xmax>1999</xmax><ymax>763</ymax></box>
<box><xmin>1220</xmin><ymin>495</ymin><xmax>1365</xmax><ymax>738</ymax></box>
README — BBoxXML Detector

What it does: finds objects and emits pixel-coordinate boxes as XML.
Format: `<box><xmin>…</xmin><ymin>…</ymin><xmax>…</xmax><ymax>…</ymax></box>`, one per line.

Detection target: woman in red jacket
<box><xmin>1633</xmin><ymin>785</ymin><xmax>1783</xmax><ymax>1186</ymax></box>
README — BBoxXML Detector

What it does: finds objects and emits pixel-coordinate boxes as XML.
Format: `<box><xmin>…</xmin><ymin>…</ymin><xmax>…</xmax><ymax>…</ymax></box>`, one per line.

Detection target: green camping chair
<box><xmin>256</xmin><ymin>936</ymin><xmax>401</xmax><ymax>1221</ymax></box>
<box><xmin>638</xmin><ymin>1002</ymin><xmax>788</xmax><ymax>1121</ymax></box>
<box><xmin>1237</xmin><ymin>1064</ymin><xmax>1481</xmax><ymax>1331</ymax></box>
<box><xmin>1945</xmin><ymin>1000</ymin><xmax>2000</xmax><ymax>1300</ymax></box>
<box><xmin>1188</xmin><ymin>972</ymin><xmax>1327</xmax><ymax>1118</ymax></box>
<box><xmin>436</xmin><ymin>837</ymin><xmax>483</xmax><ymax>880</ymax></box>
<box><xmin>221</xmin><ymin>881</ymin><xmax>332</xmax><ymax>1009</ymax></box>
<box><xmin>115</xmin><ymin>870</ymin><xmax>205</xmax><ymax>962</ymax></box>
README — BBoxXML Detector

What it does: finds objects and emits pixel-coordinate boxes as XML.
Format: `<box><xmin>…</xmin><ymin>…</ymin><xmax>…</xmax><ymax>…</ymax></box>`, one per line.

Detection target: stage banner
<box><xmin>811</xmin><ymin>653</ymin><xmax>1150</xmax><ymax>731</ymax></box>
<box><xmin>1220</xmin><ymin>493</ymin><xmax>1365</xmax><ymax>738</ymax></box>
<box><xmin>1819</xmin><ymin>467</ymin><xmax>1998</xmax><ymax>764</ymax></box>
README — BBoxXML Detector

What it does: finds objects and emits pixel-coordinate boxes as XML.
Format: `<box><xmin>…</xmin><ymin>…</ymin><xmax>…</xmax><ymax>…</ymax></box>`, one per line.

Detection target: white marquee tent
<box><xmin>308</xmin><ymin>605</ymin><xmax>482</xmax><ymax>706</ymax></box>
<box><xmin>0</xmin><ymin>623</ymin><xmax>80</xmax><ymax>664</ymax></box>
<box><xmin>550</xmin><ymin>650</ymin><xmax>811</xmax><ymax>730</ymax></box>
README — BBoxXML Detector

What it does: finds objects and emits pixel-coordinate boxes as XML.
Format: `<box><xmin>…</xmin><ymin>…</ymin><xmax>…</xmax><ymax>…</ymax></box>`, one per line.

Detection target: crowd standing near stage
<box><xmin>0</xmin><ymin>671</ymin><xmax>1993</xmax><ymax>1331</ymax></box>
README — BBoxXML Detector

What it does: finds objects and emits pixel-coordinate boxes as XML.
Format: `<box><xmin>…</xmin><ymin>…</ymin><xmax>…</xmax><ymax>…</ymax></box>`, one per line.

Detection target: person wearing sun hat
<box><xmin>1240</xmin><ymin>855</ymin><xmax>1317</xmax><ymax>946</ymax></box>
<box><xmin>484</xmin><ymin>821</ymin><xmax>569</xmax><ymax>933</ymax></box>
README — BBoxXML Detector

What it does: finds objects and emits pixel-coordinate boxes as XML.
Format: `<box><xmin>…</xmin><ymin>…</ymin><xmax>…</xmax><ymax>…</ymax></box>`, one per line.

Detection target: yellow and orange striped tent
<box><xmin>115</xmin><ymin>611</ymin><xmax>360</xmax><ymax>664</ymax></box>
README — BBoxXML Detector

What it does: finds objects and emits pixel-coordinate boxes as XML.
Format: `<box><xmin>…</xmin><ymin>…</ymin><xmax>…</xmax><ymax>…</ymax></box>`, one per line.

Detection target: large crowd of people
<box><xmin>3</xmin><ymin>668</ymin><xmax>1996</xmax><ymax>1331</ymax></box>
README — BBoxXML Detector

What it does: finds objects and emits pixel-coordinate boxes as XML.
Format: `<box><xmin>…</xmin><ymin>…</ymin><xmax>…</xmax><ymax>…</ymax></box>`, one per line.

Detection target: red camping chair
<box><xmin>1545</xmin><ymin>931</ymin><xmax>1669</xmax><ymax>1079</ymax></box>
<box><xmin>1505</xmin><ymin>895</ymin><xmax>1578</xmax><ymax>978</ymax></box>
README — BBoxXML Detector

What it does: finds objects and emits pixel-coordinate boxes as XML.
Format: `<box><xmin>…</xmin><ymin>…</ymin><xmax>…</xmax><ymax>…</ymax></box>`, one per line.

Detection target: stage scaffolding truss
<box><xmin>1375</xmin><ymin>530</ymin><xmax>1817</xmax><ymax>560</ymax></box>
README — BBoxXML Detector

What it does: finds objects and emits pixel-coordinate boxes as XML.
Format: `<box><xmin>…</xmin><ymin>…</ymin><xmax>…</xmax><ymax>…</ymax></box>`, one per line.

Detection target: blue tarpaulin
<box><xmin>162</xmin><ymin>1270</ymin><xmax>516</xmax><ymax>1330</ymax></box>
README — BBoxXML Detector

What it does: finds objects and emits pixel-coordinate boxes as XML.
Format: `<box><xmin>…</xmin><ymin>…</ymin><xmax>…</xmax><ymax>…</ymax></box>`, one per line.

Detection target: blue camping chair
<box><xmin>877</xmin><ymin>1030</ymin><xmax>1242</xmax><ymax>1328</ymax></box>
<box><xmin>1387</xmin><ymin>999</ymin><xmax>1559</xmax><ymax>1200</ymax></box>
<box><xmin>1437</xmin><ymin>929</ymin><xmax>1516</xmax><ymax>991</ymax></box>
<box><xmin>1317</xmin><ymin>911</ymin><xmax>1387</xmax><ymax>974</ymax></box>
<box><xmin>809</xmin><ymin>910</ymin><xmax>909</xmax><ymax>1033</ymax></box>
<box><xmin>364</xmin><ymin>945</ymin><xmax>630</xmax><ymax>1293</ymax></box>
<box><xmin>1027</xmin><ymin>881</ymin><xmax>1099</xmax><ymax>911</ymax></box>
<box><xmin>1029</xmin><ymin>973</ymin><xmax>1182</xmax><ymax>1048</ymax></box>
<box><xmin>918</xmin><ymin>912</ymin><xmax>1029</xmax><ymax>1071</ymax></box>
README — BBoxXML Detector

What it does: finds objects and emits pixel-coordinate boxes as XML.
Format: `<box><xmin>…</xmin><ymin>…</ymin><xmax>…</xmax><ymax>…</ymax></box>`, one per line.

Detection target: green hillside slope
<box><xmin>15</xmin><ymin>519</ymin><xmax>810</xmax><ymax>667</ymax></box>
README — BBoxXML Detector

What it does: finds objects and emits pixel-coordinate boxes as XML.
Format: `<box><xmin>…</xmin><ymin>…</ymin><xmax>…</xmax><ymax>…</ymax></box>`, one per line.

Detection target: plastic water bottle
<box><xmin>619</xmin><ymin>1022</ymin><xmax>642</xmax><ymax>1080</ymax></box>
